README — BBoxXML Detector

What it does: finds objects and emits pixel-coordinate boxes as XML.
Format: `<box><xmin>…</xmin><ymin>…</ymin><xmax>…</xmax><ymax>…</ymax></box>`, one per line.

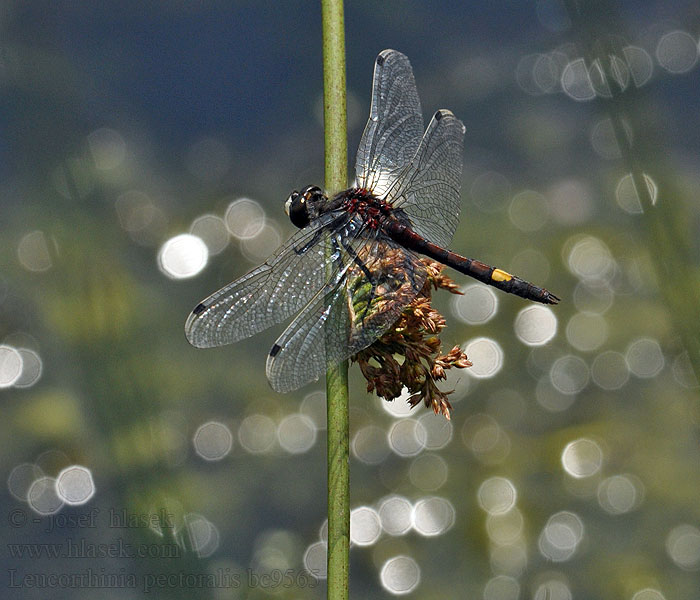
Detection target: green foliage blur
<box><xmin>2</xmin><ymin>1</ymin><xmax>700</xmax><ymax>599</ymax></box>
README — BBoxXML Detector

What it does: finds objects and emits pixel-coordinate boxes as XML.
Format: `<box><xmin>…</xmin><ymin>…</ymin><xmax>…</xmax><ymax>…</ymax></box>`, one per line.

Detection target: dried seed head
<box><xmin>352</xmin><ymin>259</ymin><xmax>471</xmax><ymax>420</ymax></box>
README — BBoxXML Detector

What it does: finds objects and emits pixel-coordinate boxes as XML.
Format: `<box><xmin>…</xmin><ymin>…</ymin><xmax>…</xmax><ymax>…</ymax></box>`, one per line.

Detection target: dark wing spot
<box><xmin>434</xmin><ymin>110</ymin><xmax>443</xmax><ymax>121</ymax></box>
<box><xmin>376</xmin><ymin>54</ymin><xmax>385</xmax><ymax>66</ymax></box>
<box><xmin>269</xmin><ymin>344</ymin><xmax>282</xmax><ymax>357</ymax></box>
<box><xmin>192</xmin><ymin>303</ymin><xmax>207</xmax><ymax>316</ymax></box>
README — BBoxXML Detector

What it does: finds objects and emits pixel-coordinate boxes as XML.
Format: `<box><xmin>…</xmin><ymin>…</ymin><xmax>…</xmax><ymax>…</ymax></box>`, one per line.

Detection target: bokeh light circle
<box><xmin>591</xmin><ymin>118</ymin><xmax>623</xmax><ymax>159</ymax></box>
<box><xmin>193</xmin><ymin>421</ymin><xmax>233</xmax><ymax>461</ymax></box>
<box><xmin>486</xmin><ymin>508</ymin><xmax>524</xmax><ymax>545</ymax></box>
<box><xmin>549</xmin><ymin>179</ymin><xmax>594</xmax><ymax>225</ymax></box>
<box><xmin>550</xmin><ymin>355</ymin><xmax>589</xmax><ymax>394</ymax></box>
<box><xmin>673</xmin><ymin>351</ymin><xmax>699</xmax><ymax>389</ymax></box>
<box><xmin>464</xmin><ymin>337</ymin><xmax>504</xmax><ymax>379</ymax></box>
<box><xmin>536</xmin><ymin>377</ymin><xmax>577</xmax><ymax>412</ymax></box>
<box><xmin>225</xmin><ymin>198</ymin><xmax>266</xmax><ymax>240</ymax></box>
<box><xmin>303</xmin><ymin>541</ymin><xmax>327</xmax><ymax>579</ymax></box>
<box><xmin>451</xmin><ymin>285</ymin><xmax>498</xmax><ymax>325</ymax></box>
<box><xmin>18</xmin><ymin>230</ymin><xmax>53</xmax><ymax>272</ymax></box>
<box><xmin>190</xmin><ymin>214</ymin><xmax>229</xmax><ymax>256</ymax></box>
<box><xmin>380</xmin><ymin>388</ymin><xmax>414</xmax><ymax>418</ymax></box>
<box><xmin>350</xmin><ymin>506</ymin><xmax>382</xmax><ymax>546</ymax></box>
<box><xmin>387</xmin><ymin>419</ymin><xmax>427</xmax><ymax>457</ymax></box>
<box><xmin>409</xmin><ymin>454</ymin><xmax>448</xmax><ymax>491</ymax></box>
<box><xmin>378</xmin><ymin>496</ymin><xmax>413</xmax><ymax>536</ymax></box>
<box><xmin>616</xmin><ymin>173</ymin><xmax>658</xmax><ymax>214</ymax></box>
<box><xmin>566</xmin><ymin>236</ymin><xmax>615</xmax><ymax>283</ymax></box>
<box><xmin>158</xmin><ymin>234</ymin><xmax>208</xmax><ymax>279</ymax></box>
<box><xmin>184</xmin><ymin>513</ymin><xmax>220</xmax><ymax>558</ymax></box>
<box><xmin>300</xmin><ymin>390</ymin><xmax>327</xmax><ymax>429</ymax></box>
<box><xmin>561</xmin><ymin>58</ymin><xmax>596</xmax><ymax>101</ymax></box>
<box><xmin>561</xmin><ymin>438</ymin><xmax>603</xmax><ymax>478</ymax></box>
<box><xmin>623</xmin><ymin>46</ymin><xmax>654</xmax><ymax>87</ymax></box>
<box><xmin>597</xmin><ymin>474</ymin><xmax>644</xmax><ymax>515</ymax></box>
<box><xmin>626</xmin><ymin>338</ymin><xmax>664</xmax><ymax>378</ymax></box>
<box><xmin>484</xmin><ymin>575</ymin><xmax>520</xmax><ymax>600</ymax></box>
<box><xmin>7</xmin><ymin>463</ymin><xmax>40</xmax><ymax>502</ymax></box>
<box><xmin>632</xmin><ymin>590</ymin><xmax>666</xmax><ymax>600</ymax></box>
<box><xmin>240</xmin><ymin>223</ymin><xmax>282</xmax><ymax>263</ymax></box>
<box><xmin>514</xmin><ymin>305</ymin><xmax>557</xmax><ymax>346</ymax></box>
<box><xmin>539</xmin><ymin>511</ymin><xmax>584</xmax><ymax>561</ymax></box>
<box><xmin>477</xmin><ymin>477</ymin><xmax>517</xmax><ymax>515</ymax></box>
<box><xmin>277</xmin><ymin>414</ymin><xmax>317</xmax><ymax>454</ymax></box>
<box><xmin>656</xmin><ymin>30</ymin><xmax>698</xmax><ymax>74</ymax></box>
<box><xmin>380</xmin><ymin>555</ymin><xmax>420</xmax><ymax>595</ymax></box>
<box><xmin>565</xmin><ymin>312</ymin><xmax>608</xmax><ymax>352</ymax></box>
<box><xmin>116</xmin><ymin>190</ymin><xmax>167</xmax><ymax>246</ymax></box>
<box><xmin>462</xmin><ymin>414</ymin><xmax>511</xmax><ymax>463</ymax></box>
<box><xmin>490</xmin><ymin>542</ymin><xmax>528</xmax><ymax>576</ymax></box>
<box><xmin>666</xmin><ymin>524</ymin><xmax>700</xmax><ymax>570</ymax></box>
<box><xmin>516</xmin><ymin>54</ymin><xmax>547</xmax><ymax>95</ymax></box>
<box><xmin>55</xmin><ymin>465</ymin><xmax>95</xmax><ymax>505</ymax></box>
<box><xmin>352</xmin><ymin>425</ymin><xmax>390</xmax><ymax>465</ymax></box>
<box><xmin>0</xmin><ymin>345</ymin><xmax>23</xmax><ymax>388</ymax></box>
<box><xmin>27</xmin><ymin>477</ymin><xmax>64</xmax><ymax>515</ymax></box>
<box><xmin>532</xmin><ymin>52</ymin><xmax>563</xmax><ymax>93</ymax></box>
<box><xmin>573</xmin><ymin>281</ymin><xmax>614</xmax><ymax>314</ymax></box>
<box><xmin>238</xmin><ymin>415</ymin><xmax>277</xmax><ymax>454</ymax></box>
<box><xmin>412</xmin><ymin>496</ymin><xmax>456</xmax><ymax>536</ymax></box>
<box><xmin>416</xmin><ymin>413</ymin><xmax>453</xmax><ymax>450</ymax></box>
<box><xmin>591</xmin><ymin>350</ymin><xmax>629</xmax><ymax>390</ymax></box>
<box><xmin>588</xmin><ymin>58</ymin><xmax>612</xmax><ymax>98</ymax></box>
<box><xmin>13</xmin><ymin>348</ymin><xmax>43</xmax><ymax>388</ymax></box>
<box><xmin>534</xmin><ymin>579</ymin><xmax>573</xmax><ymax>600</ymax></box>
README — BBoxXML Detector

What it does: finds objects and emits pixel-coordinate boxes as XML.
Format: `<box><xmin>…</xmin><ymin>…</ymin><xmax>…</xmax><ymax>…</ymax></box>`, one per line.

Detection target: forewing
<box><xmin>185</xmin><ymin>211</ymin><xmax>347</xmax><ymax>348</ymax></box>
<box><xmin>266</xmin><ymin>232</ymin><xmax>428</xmax><ymax>393</ymax></box>
<box><xmin>386</xmin><ymin>109</ymin><xmax>465</xmax><ymax>249</ymax></box>
<box><xmin>356</xmin><ymin>49</ymin><xmax>424</xmax><ymax>198</ymax></box>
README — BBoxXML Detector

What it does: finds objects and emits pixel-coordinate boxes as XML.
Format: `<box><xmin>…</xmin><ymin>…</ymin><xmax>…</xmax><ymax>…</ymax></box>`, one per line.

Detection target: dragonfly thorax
<box><xmin>341</xmin><ymin>188</ymin><xmax>393</xmax><ymax>230</ymax></box>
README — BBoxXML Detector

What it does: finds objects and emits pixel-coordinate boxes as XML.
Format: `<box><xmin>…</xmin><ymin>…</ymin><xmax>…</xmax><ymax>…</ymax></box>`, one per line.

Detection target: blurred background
<box><xmin>3</xmin><ymin>1</ymin><xmax>700</xmax><ymax>598</ymax></box>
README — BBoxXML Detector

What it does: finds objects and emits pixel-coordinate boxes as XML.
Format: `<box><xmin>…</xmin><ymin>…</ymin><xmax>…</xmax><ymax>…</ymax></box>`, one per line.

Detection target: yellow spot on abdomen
<box><xmin>491</xmin><ymin>268</ymin><xmax>513</xmax><ymax>282</ymax></box>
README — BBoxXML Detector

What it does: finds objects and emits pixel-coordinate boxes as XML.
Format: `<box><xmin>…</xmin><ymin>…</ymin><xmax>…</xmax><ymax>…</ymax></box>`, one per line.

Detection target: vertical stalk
<box><xmin>321</xmin><ymin>1</ymin><xmax>349</xmax><ymax>599</ymax></box>
<box><xmin>562</xmin><ymin>0</ymin><xmax>700</xmax><ymax>385</ymax></box>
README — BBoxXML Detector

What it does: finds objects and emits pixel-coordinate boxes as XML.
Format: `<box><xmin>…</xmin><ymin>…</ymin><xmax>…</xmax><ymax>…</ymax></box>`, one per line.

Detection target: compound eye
<box><xmin>287</xmin><ymin>192</ymin><xmax>311</xmax><ymax>229</ymax></box>
<box><xmin>302</xmin><ymin>185</ymin><xmax>324</xmax><ymax>203</ymax></box>
<box><xmin>285</xmin><ymin>191</ymin><xmax>299</xmax><ymax>216</ymax></box>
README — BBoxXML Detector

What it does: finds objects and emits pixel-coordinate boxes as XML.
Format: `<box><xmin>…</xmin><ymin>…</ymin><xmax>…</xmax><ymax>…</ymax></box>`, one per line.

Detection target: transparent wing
<box><xmin>356</xmin><ymin>49</ymin><xmax>424</xmax><ymax>198</ymax></box>
<box><xmin>185</xmin><ymin>211</ymin><xmax>348</xmax><ymax>348</ymax></box>
<box><xmin>266</xmin><ymin>232</ymin><xmax>428</xmax><ymax>393</ymax></box>
<box><xmin>385</xmin><ymin>109</ymin><xmax>465</xmax><ymax>250</ymax></box>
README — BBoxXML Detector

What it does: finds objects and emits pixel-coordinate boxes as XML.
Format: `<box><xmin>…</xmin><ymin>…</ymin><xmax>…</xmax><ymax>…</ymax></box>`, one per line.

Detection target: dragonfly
<box><xmin>185</xmin><ymin>49</ymin><xmax>559</xmax><ymax>393</ymax></box>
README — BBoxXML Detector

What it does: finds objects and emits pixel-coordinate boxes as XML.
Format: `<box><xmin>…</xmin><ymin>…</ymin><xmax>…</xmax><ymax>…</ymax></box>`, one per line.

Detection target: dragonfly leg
<box><xmin>294</xmin><ymin>229</ymin><xmax>323</xmax><ymax>255</ymax></box>
<box><xmin>337</xmin><ymin>235</ymin><xmax>377</xmax><ymax>322</ymax></box>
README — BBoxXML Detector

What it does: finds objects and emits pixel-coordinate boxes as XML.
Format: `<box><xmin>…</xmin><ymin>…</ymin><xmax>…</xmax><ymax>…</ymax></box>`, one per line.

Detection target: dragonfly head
<box><xmin>285</xmin><ymin>185</ymin><xmax>326</xmax><ymax>228</ymax></box>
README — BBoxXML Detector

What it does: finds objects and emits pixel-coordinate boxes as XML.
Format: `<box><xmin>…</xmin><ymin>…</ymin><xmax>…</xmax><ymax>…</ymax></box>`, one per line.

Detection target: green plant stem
<box><xmin>321</xmin><ymin>0</ymin><xmax>349</xmax><ymax>599</ymax></box>
<box><xmin>563</xmin><ymin>0</ymin><xmax>700</xmax><ymax>387</ymax></box>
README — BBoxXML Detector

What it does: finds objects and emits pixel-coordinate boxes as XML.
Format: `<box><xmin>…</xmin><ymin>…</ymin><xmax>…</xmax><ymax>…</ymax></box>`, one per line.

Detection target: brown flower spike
<box><xmin>352</xmin><ymin>259</ymin><xmax>472</xmax><ymax>419</ymax></box>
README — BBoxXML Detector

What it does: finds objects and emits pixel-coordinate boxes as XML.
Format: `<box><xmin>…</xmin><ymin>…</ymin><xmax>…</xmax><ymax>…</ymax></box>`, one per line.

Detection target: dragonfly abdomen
<box><xmin>385</xmin><ymin>221</ymin><xmax>559</xmax><ymax>305</ymax></box>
